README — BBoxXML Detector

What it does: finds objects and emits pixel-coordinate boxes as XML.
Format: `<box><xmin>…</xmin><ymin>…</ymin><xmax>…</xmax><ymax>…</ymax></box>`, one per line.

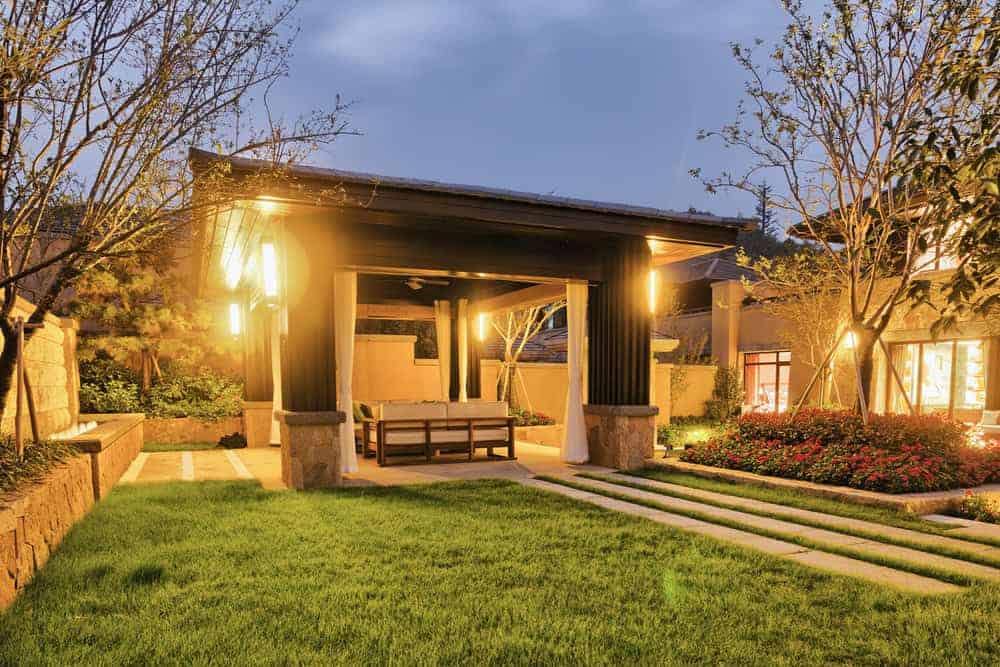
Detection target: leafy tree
<box><xmin>70</xmin><ymin>251</ymin><xmax>233</xmax><ymax>392</ymax></box>
<box><xmin>0</xmin><ymin>0</ymin><xmax>350</xmax><ymax>403</ymax></box>
<box><xmin>693</xmin><ymin>0</ymin><xmax>996</xmax><ymax>413</ymax></box>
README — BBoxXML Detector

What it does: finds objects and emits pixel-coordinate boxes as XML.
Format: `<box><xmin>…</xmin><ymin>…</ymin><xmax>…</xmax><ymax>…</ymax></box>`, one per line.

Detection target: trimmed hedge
<box><xmin>681</xmin><ymin>409</ymin><xmax>1000</xmax><ymax>493</ymax></box>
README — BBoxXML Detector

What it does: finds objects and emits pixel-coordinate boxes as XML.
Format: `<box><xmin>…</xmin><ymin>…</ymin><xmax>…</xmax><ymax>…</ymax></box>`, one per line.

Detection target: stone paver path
<box><xmin>522</xmin><ymin>478</ymin><xmax>960</xmax><ymax>595</ymax></box>
<box><xmin>605</xmin><ymin>473</ymin><xmax>1000</xmax><ymax>561</ymax></box>
<box><xmin>923</xmin><ymin>514</ymin><xmax>1000</xmax><ymax>542</ymax></box>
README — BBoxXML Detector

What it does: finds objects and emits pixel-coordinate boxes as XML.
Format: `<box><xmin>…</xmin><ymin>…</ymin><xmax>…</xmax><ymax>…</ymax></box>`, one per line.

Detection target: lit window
<box><xmin>888</xmin><ymin>339</ymin><xmax>985</xmax><ymax>421</ymax></box>
<box><xmin>915</xmin><ymin>222</ymin><xmax>963</xmax><ymax>273</ymax></box>
<box><xmin>744</xmin><ymin>351</ymin><xmax>791</xmax><ymax>413</ymax></box>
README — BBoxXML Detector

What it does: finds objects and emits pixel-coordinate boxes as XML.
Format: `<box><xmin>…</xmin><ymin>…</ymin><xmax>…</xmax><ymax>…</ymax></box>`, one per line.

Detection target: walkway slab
<box><xmin>522</xmin><ymin>478</ymin><xmax>959</xmax><ymax>594</ymax></box>
<box><xmin>564</xmin><ymin>476</ymin><xmax>1000</xmax><ymax>583</ymax></box>
<box><xmin>607</xmin><ymin>473</ymin><xmax>1000</xmax><ymax>560</ymax></box>
<box><xmin>923</xmin><ymin>514</ymin><xmax>1000</xmax><ymax>542</ymax></box>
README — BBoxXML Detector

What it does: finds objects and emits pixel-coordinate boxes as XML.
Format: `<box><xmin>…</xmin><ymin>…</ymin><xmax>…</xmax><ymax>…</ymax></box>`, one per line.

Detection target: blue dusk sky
<box><xmin>267</xmin><ymin>1</ymin><xmax>819</xmax><ymax>225</ymax></box>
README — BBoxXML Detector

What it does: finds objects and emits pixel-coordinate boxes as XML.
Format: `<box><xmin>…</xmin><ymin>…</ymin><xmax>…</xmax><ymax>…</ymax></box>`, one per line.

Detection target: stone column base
<box><xmin>583</xmin><ymin>405</ymin><xmax>658</xmax><ymax>471</ymax></box>
<box><xmin>242</xmin><ymin>401</ymin><xmax>274</xmax><ymax>448</ymax></box>
<box><xmin>277</xmin><ymin>411</ymin><xmax>345</xmax><ymax>490</ymax></box>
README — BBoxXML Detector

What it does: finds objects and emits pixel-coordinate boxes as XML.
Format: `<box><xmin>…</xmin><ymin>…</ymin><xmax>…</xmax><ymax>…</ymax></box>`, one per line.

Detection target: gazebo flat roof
<box><xmin>190</xmin><ymin>148</ymin><xmax>753</xmax><ymax>247</ymax></box>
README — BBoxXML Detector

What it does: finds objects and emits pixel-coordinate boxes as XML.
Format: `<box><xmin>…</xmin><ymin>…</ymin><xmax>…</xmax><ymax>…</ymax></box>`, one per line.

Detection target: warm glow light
<box><xmin>256</xmin><ymin>198</ymin><xmax>277</xmax><ymax>213</ymax></box>
<box><xmin>224</xmin><ymin>254</ymin><xmax>243</xmax><ymax>289</ymax></box>
<box><xmin>844</xmin><ymin>330</ymin><xmax>857</xmax><ymax>350</ymax></box>
<box><xmin>648</xmin><ymin>270</ymin><xmax>658</xmax><ymax>314</ymax></box>
<box><xmin>477</xmin><ymin>313</ymin><xmax>488</xmax><ymax>342</ymax></box>
<box><xmin>229</xmin><ymin>303</ymin><xmax>241</xmax><ymax>336</ymax></box>
<box><xmin>261</xmin><ymin>239</ymin><xmax>279</xmax><ymax>300</ymax></box>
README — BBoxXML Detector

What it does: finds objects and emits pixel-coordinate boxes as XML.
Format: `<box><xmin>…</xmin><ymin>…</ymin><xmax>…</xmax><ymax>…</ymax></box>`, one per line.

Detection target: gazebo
<box><xmin>191</xmin><ymin>149</ymin><xmax>748</xmax><ymax>488</ymax></box>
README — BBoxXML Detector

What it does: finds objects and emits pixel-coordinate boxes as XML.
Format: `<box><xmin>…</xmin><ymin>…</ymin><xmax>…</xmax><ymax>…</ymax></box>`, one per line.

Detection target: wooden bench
<box><xmin>371</xmin><ymin>401</ymin><xmax>515</xmax><ymax>466</ymax></box>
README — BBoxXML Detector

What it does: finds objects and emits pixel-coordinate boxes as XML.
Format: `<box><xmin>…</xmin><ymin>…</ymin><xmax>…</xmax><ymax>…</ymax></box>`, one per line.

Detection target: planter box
<box><xmin>143</xmin><ymin>416</ymin><xmax>243</xmax><ymax>445</ymax></box>
<box><xmin>72</xmin><ymin>414</ymin><xmax>145</xmax><ymax>499</ymax></box>
<box><xmin>0</xmin><ymin>455</ymin><xmax>95</xmax><ymax>611</ymax></box>
<box><xmin>514</xmin><ymin>423</ymin><xmax>563</xmax><ymax>448</ymax></box>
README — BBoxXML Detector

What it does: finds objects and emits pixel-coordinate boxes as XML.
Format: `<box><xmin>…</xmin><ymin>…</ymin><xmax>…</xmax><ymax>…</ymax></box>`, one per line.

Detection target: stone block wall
<box><xmin>143</xmin><ymin>416</ymin><xmax>243</xmax><ymax>445</ymax></box>
<box><xmin>583</xmin><ymin>405</ymin><xmax>657</xmax><ymax>471</ymax></box>
<box><xmin>0</xmin><ymin>455</ymin><xmax>95</xmax><ymax>610</ymax></box>
<box><xmin>0</xmin><ymin>297</ymin><xmax>79</xmax><ymax>438</ymax></box>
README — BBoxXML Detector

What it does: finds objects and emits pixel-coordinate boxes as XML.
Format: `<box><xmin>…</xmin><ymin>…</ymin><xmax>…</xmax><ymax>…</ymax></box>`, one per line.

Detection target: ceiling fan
<box><xmin>403</xmin><ymin>276</ymin><xmax>450</xmax><ymax>291</ymax></box>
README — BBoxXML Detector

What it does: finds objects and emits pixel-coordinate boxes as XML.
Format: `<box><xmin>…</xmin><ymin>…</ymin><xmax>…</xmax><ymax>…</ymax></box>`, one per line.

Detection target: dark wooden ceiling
<box><xmin>357</xmin><ymin>273</ymin><xmax>538</xmax><ymax>307</ymax></box>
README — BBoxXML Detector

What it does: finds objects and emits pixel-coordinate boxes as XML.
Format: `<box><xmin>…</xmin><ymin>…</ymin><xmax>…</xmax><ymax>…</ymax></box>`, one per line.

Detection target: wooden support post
<box><xmin>13</xmin><ymin>317</ymin><xmax>43</xmax><ymax>458</ymax></box>
<box><xmin>791</xmin><ymin>328</ymin><xmax>848</xmax><ymax>416</ymax></box>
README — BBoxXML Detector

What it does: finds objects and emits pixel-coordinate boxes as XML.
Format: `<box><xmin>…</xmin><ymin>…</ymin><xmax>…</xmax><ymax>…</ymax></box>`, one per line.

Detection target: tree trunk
<box><xmin>0</xmin><ymin>320</ymin><xmax>18</xmax><ymax>407</ymax></box>
<box><xmin>507</xmin><ymin>363</ymin><xmax>519</xmax><ymax>411</ymax></box>
<box><xmin>853</xmin><ymin>328</ymin><xmax>877</xmax><ymax>415</ymax></box>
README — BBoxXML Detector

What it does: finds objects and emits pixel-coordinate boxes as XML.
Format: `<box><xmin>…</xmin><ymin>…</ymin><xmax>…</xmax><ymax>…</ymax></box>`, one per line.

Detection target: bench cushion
<box><xmin>379</xmin><ymin>401</ymin><xmax>447</xmax><ymax>421</ymax></box>
<box><xmin>982</xmin><ymin>410</ymin><xmax>1000</xmax><ymax>426</ymax></box>
<box><xmin>447</xmin><ymin>401</ymin><xmax>507</xmax><ymax>420</ymax></box>
<box><xmin>472</xmin><ymin>428</ymin><xmax>509</xmax><ymax>442</ymax></box>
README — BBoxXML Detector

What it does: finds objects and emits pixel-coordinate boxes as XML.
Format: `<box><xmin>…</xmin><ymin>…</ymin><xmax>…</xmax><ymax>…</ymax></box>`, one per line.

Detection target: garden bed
<box><xmin>679</xmin><ymin>410</ymin><xmax>1000</xmax><ymax>496</ymax></box>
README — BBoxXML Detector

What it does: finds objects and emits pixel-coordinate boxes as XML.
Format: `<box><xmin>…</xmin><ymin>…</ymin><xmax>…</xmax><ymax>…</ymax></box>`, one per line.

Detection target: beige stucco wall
<box><xmin>352</xmin><ymin>334</ymin><xmax>442</xmax><ymax>403</ymax></box>
<box><xmin>669</xmin><ymin>364</ymin><xmax>716</xmax><ymax>417</ymax></box>
<box><xmin>481</xmin><ymin>360</ymin><xmax>569</xmax><ymax>422</ymax></box>
<box><xmin>0</xmin><ymin>297</ymin><xmax>79</xmax><ymax>438</ymax></box>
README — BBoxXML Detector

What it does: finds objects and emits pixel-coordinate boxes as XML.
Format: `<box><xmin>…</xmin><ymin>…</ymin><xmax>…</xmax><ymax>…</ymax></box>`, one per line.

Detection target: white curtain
<box><xmin>269</xmin><ymin>310</ymin><xmax>283</xmax><ymax>445</ymax></box>
<box><xmin>335</xmin><ymin>271</ymin><xmax>359</xmax><ymax>474</ymax></box>
<box><xmin>562</xmin><ymin>282</ymin><xmax>589</xmax><ymax>463</ymax></box>
<box><xmin>457</xmin><ymin>298</ymin><xmax>469</xmax><ymax>402</ymax></box>
<box><xmin>434</xmin><ymin>300</ymin><xmax>451</xmax><ymax>400</ymax></box>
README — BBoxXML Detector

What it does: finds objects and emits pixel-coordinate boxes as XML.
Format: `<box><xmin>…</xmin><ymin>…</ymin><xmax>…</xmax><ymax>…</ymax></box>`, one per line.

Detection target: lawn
<box><xmin>142</xmin><ymin>441</ymin><xmax>221</xmax><ymax>453</ymax></box>
<box><xmin>2</xmin><ymin>480</ymin><xmax>999</xmax><ymax>665</ymax></box>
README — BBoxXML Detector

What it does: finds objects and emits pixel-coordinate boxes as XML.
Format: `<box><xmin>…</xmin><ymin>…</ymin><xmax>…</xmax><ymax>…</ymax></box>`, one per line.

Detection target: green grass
<box><xmin>142</xmin><ymin>441</ymin><xmax>220</xmax><ymax>453</ymax></box>
<box><xmin>3</xmin><ymin>480</ymin><xmax>1000</xmax><ymax>665</ymax></box>
<box><xmin>632</xmin><ymin>468</ymin><xmax>1000</xmax><ymax>548</ymax></box>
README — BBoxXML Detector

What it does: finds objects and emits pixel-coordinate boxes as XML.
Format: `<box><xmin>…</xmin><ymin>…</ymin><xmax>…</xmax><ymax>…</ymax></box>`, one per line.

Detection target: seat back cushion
<box><xmin>379</xmin><ymin>401</ymin><xmax>447</xmax><ymax>421</ymax></box>
<box><xmin>447</xmin><ymin>401</ymin><xmax>508</xmax><ymax>420</ymax></box>
<box><xmin>982</xmin><ymin>410</ymin><xmax>1000</xmax><ymax>426</ymax></box>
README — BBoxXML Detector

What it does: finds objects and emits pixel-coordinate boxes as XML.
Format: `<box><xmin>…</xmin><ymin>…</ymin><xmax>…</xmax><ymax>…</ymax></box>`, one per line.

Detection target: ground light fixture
<box><xmin>261</xmin><ymin>238</ymin><xmax>279</xmax><ymax>303</ymax></box>
<box><xmin>229</xmin><ymin>303</ymin><xmax>242</xmax><ymax>337</ymax></box>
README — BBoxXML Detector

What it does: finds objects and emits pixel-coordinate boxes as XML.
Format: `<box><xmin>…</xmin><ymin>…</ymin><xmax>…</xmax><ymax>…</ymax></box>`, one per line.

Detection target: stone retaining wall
<box><xmin>143</xmin><ymin>416</ymin><xmax>243</xmax><ymax>444</ymax></box>
<box><xmin>0</xmin><ymin>455</ymin><xmax>95</xmax><ymax>611</ymax></box>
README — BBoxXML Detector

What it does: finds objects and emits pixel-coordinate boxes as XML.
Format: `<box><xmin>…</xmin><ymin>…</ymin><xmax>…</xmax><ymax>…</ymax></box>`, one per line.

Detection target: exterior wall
<box><xmin>670</xmin><ymin>364</ymin><xmax>717</xmax><ymax>417</ymax></box>
<box><xmin>0</xmin><ymin>297</ymin><xmax>79</xmax><ymax>438</ymax></box>
<box><xmin>481</xmin><ymin>360</ymin><xmax>569</xmax><ymax>422</ymax></box>
<box><xmin>352</xmin><ymin>334</ymin><xmax>441</xmax><ymax>403</ymax></box>
<box><xmin>143</xmin><ymin>416</ymin><xmax>244</xmax><ymax>445</ymax></box>
<box><xmin>0</xmin><ymin>455</ymin><xmax>95</xmax><ymax>611</ymax></box>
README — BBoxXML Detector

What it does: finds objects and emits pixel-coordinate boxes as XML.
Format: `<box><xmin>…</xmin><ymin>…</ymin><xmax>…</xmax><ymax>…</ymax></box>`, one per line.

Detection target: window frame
<box><xmin>885</xmin><ymin>338</ymin><xmax>986</xmax><ymax>419</ymax></box>
<box><xmin>743</xmin><ymin>349</ymin><xmax>791</xmax><ymax>413</ymax></box>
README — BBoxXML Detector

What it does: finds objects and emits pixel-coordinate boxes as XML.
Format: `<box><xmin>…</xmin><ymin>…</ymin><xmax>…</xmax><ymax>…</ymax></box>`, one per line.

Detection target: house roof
<box><xmin>658</xmin><ymin>250</ymin><xmax>757</xmax><ymax>284</ymax></box>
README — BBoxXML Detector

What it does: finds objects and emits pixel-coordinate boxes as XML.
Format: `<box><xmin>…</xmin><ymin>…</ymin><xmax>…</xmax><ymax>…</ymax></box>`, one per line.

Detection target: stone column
<box><xmin>583</xmin><ymin>405</ymin><xmax>658</xmax><ymax>470</ymax></box>
<box><xmin>278</xmin><ymin>216</ymin><xmax>343</xmax><ymax>489</ymax></box>
<box><xmin>585</xmin><ymin>238</ymin><xmax>656</xmax><ymax>470</ymax></box>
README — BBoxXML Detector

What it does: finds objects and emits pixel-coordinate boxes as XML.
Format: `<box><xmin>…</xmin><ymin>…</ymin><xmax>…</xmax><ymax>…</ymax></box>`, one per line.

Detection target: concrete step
<box><xmin>521</xmin><ymin>478</ymin><xmax>960</xmax><ymax>595</ymax></box>
<box><xmin>602</xmin><ymin>473</ymin><xmax>1000</xmax><ymax>561</ymax></box>
<box><xmin>570</xmin><ymin>475</ymin><xmax>1000</xmax><ymax>583</ymax></box>
<box><xmin>923</xmin><ymin>514</ymin><xmax>1000</xmax><ymax>543</ymax></box>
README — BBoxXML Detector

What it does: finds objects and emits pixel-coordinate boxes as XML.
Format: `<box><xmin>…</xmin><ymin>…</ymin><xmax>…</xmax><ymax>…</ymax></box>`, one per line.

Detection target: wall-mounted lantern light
<box><xmin>648</xmin><ymin>269</ymin><xmax>659</xmax><ymax>315</ymax></box>
<box><xmin>224</xmin><ymin>254</ymin><xmax>243</xmax><ymax>289</ymax></box>
<box><xmin>476</xmin><ymin>312</ymin><xmax>489</xmax><ymax>342</ymax></box>
<box><xmin>229</xmin><ymin>303</ymin><xmax>242</xmax><ymax>337</ymax></box>
<box><xmin>261</xmin><ymin>238</ymin><xmax>279</xmax><ymax>303</ymax></box>
<box><xmin>843</xmin><ymin>330</ymin><xmax>857</xmax><ymax>350</ymax></box>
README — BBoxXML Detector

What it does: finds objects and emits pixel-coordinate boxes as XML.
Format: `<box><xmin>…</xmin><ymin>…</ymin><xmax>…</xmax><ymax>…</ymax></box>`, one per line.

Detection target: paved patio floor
<box><xmin>120</xmin><ymin>442</ymin><xmax>612</xmax><ymax>490</ymax></box>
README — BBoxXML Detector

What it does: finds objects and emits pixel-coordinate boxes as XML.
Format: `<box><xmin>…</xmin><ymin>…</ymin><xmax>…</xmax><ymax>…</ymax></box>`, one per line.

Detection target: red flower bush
<box><xmin>680</xmin><ymin>409</ymin><xmax>1000</xmax><ymax>494</ymax></box>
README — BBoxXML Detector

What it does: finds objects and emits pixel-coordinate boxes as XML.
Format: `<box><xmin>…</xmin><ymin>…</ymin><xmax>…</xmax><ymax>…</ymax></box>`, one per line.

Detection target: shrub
<box><xmin>510</xmin><ymin>408</ymin><xmax>555</xmax><ymax>427</ymax></box>
<box><xmin>0</xmin><ymin>437</ymin><xmax>77</xmax><ymax>494</ymax></box>
<box><xmin>681</xmin><ymin>409</ymin><xmax>1000</xmax><ymax>494</ymax></box>
<box><xmin>78</xmin><ymin>360</ymin><xmax>243</xmax><ymax>421</ymax></box>
<box><xmin>218</xmin><ymin>432</ymin><xmax>247</xmax><ymax>449</ymax></box>
<box><xmin>658</xmin><ymin>417</ymin><xmax>723</xmax><ymax>449</ymax></box>
<box><xmin>705</xmin><ymin>366</ymin><xmax>741</xmax><ymax>421</ymax></box>
<box><xmin>145</xmin><ymin>368</ymin><xmax>243</xmax><ymax>420</ymax></box>
<box><xmin>78</xmin><ymin>359</ymin><xmax>142</xmax><ymax>413</ymax></box>
<box><xmin>955</xmin><ymin>491</ymin><xmax>1000</xmax><ymax>524</ymax></box>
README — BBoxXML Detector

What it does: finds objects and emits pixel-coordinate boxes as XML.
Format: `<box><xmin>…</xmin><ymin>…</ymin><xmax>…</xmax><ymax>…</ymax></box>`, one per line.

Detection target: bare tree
<box><xmin>0</xmin><ymin>0</ymin><xmax>351</xmax><ymax>402</ymax></box>
<box><xmin>693</xmin><ymin>0</ymin><xmax>995</xmax><ymax>412</ymax></box>
<box><xmin>492</xmin><ymin>301</ymin><xmax>565</xmax><ymax>411</ymax></box>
